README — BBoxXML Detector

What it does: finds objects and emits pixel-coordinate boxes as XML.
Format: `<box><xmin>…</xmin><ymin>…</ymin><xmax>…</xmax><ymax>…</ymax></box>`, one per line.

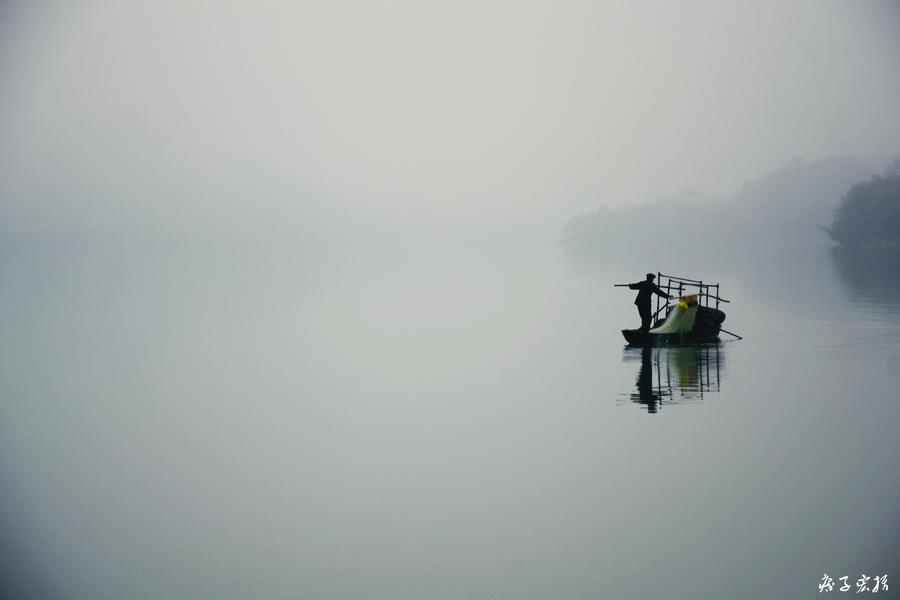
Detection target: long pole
<box><xmin>719</xmin><ymin>328</ymin><xmax>743</xmax><ymax>340</ymax></box>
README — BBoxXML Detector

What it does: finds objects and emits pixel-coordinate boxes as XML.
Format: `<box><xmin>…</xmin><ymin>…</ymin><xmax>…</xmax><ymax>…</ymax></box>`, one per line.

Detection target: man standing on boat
<box><xmin>630</xmin><ymin>273</ymin><xmax>673</xmax><ymax>332</ymax></box>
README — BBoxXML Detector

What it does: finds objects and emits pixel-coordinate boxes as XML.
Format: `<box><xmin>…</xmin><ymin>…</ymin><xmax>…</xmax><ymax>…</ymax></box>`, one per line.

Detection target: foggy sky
<box><xmin>2</xmin><ymin>0</ymin><xmax>900</xmax><ymax>230</ymax></box>
<box><xmin>2</xmin><ymin>5</ymin><xmax>900</xmax><ymax>598</ymax></box>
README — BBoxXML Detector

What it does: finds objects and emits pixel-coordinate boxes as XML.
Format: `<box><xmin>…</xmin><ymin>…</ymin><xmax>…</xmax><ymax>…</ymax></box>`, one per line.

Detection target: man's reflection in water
<box><xmin>633</xmin><ymin>346</ymin><xmax>665</xmax><ymax>413</ymax></box>
<box><xmin>624</xmin><ymin>344</ymin><xmax>724</xmax><ymax>413</ymax></box>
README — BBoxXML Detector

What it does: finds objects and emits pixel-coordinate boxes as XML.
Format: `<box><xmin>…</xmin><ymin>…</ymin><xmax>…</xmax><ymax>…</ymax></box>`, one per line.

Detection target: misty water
<box><xmin>1</xmin><ymin>235</ymin><xmax>898</xmax><ymax>599</ymax></box>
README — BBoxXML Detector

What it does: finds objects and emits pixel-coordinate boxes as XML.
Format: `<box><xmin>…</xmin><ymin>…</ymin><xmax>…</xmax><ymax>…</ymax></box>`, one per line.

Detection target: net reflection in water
<box><xmin>620</xmin><ymin>344</ymin><xmax>724</xmax><ymax>413</ymax></box>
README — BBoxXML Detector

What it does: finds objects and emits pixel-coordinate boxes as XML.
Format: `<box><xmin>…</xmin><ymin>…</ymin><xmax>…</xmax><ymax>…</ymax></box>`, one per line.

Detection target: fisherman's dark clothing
<box><xmin>637</xmin><ymin>303</ymin><xmax>652</xmax><ymax>332</ymax></box>
<box><xmin>629</xmin><ymin>280</ymin><xmax>668</xmax><ymax>332</ymax></box>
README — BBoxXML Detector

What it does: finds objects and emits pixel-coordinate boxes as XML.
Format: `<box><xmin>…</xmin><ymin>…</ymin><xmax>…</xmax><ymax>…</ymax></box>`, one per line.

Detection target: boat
<box><xmin>621</xmin><ymin>273</ymin><xmax>730</xmax><ymax>345</ymax></box>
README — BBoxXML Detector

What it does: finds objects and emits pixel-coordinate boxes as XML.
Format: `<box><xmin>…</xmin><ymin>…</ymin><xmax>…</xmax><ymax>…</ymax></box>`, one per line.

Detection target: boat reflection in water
<box><xmin>621</xmin><ymin>344</ymin><xmax>724</xmax><ymax>413</ymax></box>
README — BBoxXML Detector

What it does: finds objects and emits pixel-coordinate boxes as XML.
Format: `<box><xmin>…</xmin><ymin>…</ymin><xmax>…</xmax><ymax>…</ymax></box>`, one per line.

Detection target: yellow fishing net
<box><xmin>649</xmin><ymin>294</ymin><xmax>699</xmax><ymax>334</ymax></box>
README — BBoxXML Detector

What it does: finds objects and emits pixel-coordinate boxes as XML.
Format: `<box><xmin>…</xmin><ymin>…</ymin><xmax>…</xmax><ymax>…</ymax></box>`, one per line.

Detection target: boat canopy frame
<box><xmin>652</xmin><ymin>273</ymin><xmax>730</xmax><ymax>328</ymax></box>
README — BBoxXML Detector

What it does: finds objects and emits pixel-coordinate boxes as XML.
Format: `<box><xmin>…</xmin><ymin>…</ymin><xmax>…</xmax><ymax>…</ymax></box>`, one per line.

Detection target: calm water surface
<box><xmin>1</xmin><ymin>238</ymin><xmax>898</xmax><ymax>599</ymax></box>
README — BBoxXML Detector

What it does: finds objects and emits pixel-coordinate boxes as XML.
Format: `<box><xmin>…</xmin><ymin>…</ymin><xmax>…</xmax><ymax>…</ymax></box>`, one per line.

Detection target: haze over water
<box><xmin>2</xmin><ymin>234</ymin><xmax>898</xmax><ymax>599</ymax></box>
<box><xmin>2</xmin><ymin>1</ymin><xmax>900</xmax><ymax>597</ymax></box>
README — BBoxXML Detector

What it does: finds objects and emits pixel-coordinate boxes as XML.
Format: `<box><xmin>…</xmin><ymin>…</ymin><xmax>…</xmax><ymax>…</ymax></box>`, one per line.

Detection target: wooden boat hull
<box><xmin>623</xmin><ymin>306</ymin><xmax>726</xmax><ymax>346</ymax></box>
<box><xmin>621</xmin><ymin>329</ymin><xmax>720</xmax><ymax>345</ymax></box>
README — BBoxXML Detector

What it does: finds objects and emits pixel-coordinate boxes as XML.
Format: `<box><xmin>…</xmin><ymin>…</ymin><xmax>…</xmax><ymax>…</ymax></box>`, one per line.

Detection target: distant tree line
<box><xmin>826</xmin><ymin>163</ymin><xmax>900</xmax><ymax>248</ymax></box>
